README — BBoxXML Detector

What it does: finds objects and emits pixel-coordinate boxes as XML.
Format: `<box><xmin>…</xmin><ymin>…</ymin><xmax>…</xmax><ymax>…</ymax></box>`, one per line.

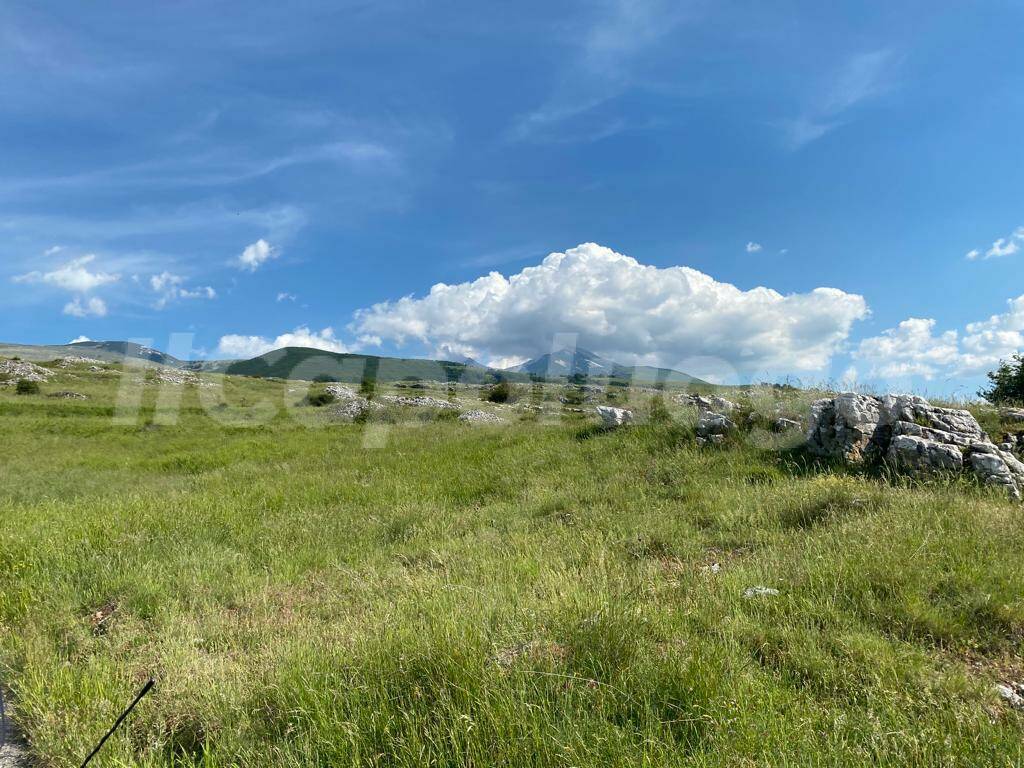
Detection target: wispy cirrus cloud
<box><xmin>781</xmin><ymin>49</ymin><xmax>898</xmax><ymax>149</ymax></box>
<box><xmin>508</xmin><ymin>0</ymin><xmax>695</xmax><ymax>142</ymax></box>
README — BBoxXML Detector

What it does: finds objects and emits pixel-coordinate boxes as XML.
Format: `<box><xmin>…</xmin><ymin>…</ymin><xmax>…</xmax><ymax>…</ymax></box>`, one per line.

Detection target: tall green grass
<box><xmin>0</xmin><ymin>366</ymin><xmax>1020</xmax><ymax>766</ymax></box>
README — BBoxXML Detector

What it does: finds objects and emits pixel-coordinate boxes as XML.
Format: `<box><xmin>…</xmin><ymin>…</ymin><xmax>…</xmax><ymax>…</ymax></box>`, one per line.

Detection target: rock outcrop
<box><xmin>596</xmin><ymin>405</ymin><xmax>634</xmax><ymax>428</ymax></box>
<box><xmin>807</xmin><ymin>393</ymin><xmax>1024</xmax><ymax>499</ymax></box>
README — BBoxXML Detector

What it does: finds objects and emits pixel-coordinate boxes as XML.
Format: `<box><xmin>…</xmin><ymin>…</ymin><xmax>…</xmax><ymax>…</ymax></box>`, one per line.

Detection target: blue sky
<box><xmin>2</xmin><ymin>1</ymin><xmax>1023</xmax><ymax>395</ymax></box>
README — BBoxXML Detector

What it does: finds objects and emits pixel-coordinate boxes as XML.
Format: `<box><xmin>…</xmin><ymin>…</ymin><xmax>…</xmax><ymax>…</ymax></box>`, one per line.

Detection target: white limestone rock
<box><xmin>596</xmin><ymin>405</ymin><xmax>634</xmax><ymax>428</ymax></box>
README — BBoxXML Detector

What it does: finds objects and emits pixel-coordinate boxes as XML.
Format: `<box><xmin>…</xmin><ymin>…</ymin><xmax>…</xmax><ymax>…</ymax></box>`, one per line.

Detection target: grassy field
<box><xmin>1</xmin><ymin>360</ymin><xmax>1022</xmax><ymax>766</ymax></box>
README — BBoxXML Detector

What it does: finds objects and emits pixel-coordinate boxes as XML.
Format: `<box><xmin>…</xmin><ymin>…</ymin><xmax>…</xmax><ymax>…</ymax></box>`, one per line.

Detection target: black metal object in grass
<box><xmin>80</xmin><ymin>679</ymin><xmax>154</xmax><ymax>768</ymax></box>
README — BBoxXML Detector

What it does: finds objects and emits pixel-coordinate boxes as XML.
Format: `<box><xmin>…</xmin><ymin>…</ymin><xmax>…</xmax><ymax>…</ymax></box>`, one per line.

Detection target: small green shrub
<box><xmin>484</xmin><ymin>380</ymin><xmax>512</xmax><ymax>403</ymax></box>
<box><xmin>302</xmin><ymin>390</ymin><xmax>336</xmax><ymax>407</ymax></box>
<box><xmin>15</xmin><ymin>379</ymin><xmax>40</xmax><ymax>395</ymax></box>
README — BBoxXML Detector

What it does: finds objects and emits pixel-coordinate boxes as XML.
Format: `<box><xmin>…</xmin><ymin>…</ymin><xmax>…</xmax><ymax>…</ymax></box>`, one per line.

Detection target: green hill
<box><xmin>202</xmin><ymin>346</ymin><xmax>531</xmax><ymax>384</ymax></box>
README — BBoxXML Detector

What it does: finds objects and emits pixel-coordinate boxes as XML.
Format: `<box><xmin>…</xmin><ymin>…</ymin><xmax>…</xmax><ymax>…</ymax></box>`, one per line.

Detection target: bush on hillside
<box><xmin>302</xmin><ymin>390</ymin><xmax>336</xmax><ymax>407</ymax></box>
<box><xmin>980</xmin><ymin>354</ymin><xmax>1024</xmax><ymax>404</ymax></box>
<box><xmin>16</xmin><ymin>379</ymin><xmax>40</xmax><ymax>395</ymax></box>
<box><xmin>484</xmin><ymin>380</ymin><xmax>512</xmax><ymax>403</ymax></box>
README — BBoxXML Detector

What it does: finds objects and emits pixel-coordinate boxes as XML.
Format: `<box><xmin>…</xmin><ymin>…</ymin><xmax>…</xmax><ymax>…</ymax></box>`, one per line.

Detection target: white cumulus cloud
<box><xmin>854</xmin><ymin>318</ymin><xmax>960</xmax><ymax>379</ymax></box>
<box><xmin>216</xmin><ymin>326</ymin><xmax>347</xmax><ymax>358</ymax></box>
<box><xmin>68</xmin><ymin>335</ymin><xmax>92</xmax><ymax>344</ymax></box>
<box><xmin>745</xmin><ymin>241</ymin><xmax>762</xmax><ymax>253</ymax></box>
<box><xmin>966</xmin><ymin>226</ymin><xmax>1024</xmax><ymax>261</ymax></box>
<box><xmin>236</xmin><ymin>239</ymin><xmax>276</xmax><ymax>272</ymax></box>
<box><xmin>149</xmin><ymin>271</ymin><xmax>216</xmax><ymax>308</ymax></box>
<box><xmin>13</xmin><ymin>254</ymin><xmax>120</xmax><ymax>292</ymax></box>
<box><xmin>855</xmin><ymin>295</ymin><xmax>1024</xmax><ymax>379</ymax></box>
<box><xmin>986</xmin><ymin>238</ymin><xmax>1019</xmax><ymax>259</ymax></box>
<box><xmin>63</xmin><ymin>296</ymin><xmax>108</xmax><ymax>318</ymax></box>
<box><xmin>350</xmin><ymin>242</ymin><xmax>869</xmax><ymax>379</ymax></box>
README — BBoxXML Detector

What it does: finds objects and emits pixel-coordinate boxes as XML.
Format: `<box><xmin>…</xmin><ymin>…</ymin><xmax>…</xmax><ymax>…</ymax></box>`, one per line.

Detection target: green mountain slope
<box><xmin>202</xmin><ymin>347</ymin><xmax>529</xmax><ymax>384</ymax></box>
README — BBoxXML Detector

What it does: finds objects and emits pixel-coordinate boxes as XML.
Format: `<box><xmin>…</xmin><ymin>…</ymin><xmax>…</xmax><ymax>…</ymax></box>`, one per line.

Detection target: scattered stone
<box><xmin>493</xmin><ymin>639</ymin><xmax>570</xmax><ymax>669</ymax></box>
<box><xmin>324</xmin><ymin>384</ymin><xmax>360</xmax><ymax>400</ymax></box>
<box><xmin>151</xmin><ymin>369</ymin><xmax>200</xmax><ymax>386</ymax></box>
<box><xmin>458</xmin><ymin>409</ymin><xmax>504</xmax><ymax>424</ymax></box>
<box><xmin>595</xmin><ymin>405</ymin><xmax>634</xmax><ymax>428</ymax></box>
<box><xmin>47</xmin><ymin>391</ymin><xmax>88</xmax><ymax>400</ymax></box>
<box><xmin>701</xmin><ymin>562</ymin><xmax>722</xmax><ymax>575</ymax></box>
<box><xmin>996</xmin><ymin>682</ymin><xmax>1024</xmax><ymax>710</ymax></box>
<box><xmin>331</xmin><ymin>397</ymin><xmax>382</xmax><ymax>420</ymax></box>
<box><xmin>0</xmin><ymin>359</ymin><xmax>51</xmax><ymax>383</ymax></box>
<box><xmin>677</xmin><ymin>394</ymin><xmax>738</xmax><ymax>412</ymax></box>
<box><xmin>773</xmin><ymin>417</ymin><xmax>802</xmax><ymax>432</ymax></box>
<box><xmin>380</xmin><ymin>394</ymin><xmax>461</xmax><ymax>410</ymax></box>
<box><xmin>743</xmin><ymin>586</ymin><xmax>780</xmax><ymax>598</ymax></box>
<box><xmin>55</xmin><ymin>355</ymin><xmax>102</xmax><ymax>367</ymax></box>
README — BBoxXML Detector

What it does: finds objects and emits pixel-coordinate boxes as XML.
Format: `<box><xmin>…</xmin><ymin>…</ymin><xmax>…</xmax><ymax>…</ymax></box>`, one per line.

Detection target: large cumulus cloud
<box><xmin>855</xmin><ymin>295</ymin><xmax>1024</xmax><ymax>380</ymax></box>
<box><xmin>351</xmin><ymin>243</ymin><xmax>869</xmax><ymax>378</ymax></box>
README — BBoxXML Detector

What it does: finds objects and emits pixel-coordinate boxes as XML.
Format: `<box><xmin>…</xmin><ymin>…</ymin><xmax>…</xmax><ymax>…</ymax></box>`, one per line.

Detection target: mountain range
<box><xmin>0</xmin><ymin>340</ymin><xmax>708</xmax><ymax>386</ymax></box>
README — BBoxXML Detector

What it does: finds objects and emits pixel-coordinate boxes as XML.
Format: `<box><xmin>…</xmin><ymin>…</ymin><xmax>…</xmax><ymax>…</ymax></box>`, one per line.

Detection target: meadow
<box><xmin>0</xmin><ymin>360</ymin><xmax>1022</xmax><ymax>766</ymax></box>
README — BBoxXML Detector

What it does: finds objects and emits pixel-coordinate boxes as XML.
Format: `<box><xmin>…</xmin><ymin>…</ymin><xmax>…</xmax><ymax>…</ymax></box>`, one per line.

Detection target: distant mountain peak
<box><xmin>509</xmin><ymin>346</ymin><xmax>616</xmax><ymax>377</ymax></box>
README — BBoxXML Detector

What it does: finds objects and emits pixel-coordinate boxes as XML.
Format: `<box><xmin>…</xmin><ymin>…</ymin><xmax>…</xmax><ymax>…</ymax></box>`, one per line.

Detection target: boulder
<box><xmin>806</xmin><ymin>392</ymin><xmax>887</xmax><ymax>462</ymax></box>
<box><xmin>966</xmin><ymin>444</ymin><xmax>1024</xmax><ymax>500</ymax></box>
<box><xmin>887</xmin><ymin>435</ymin><xmax>963</xmax><ymax>474</ymax></box>
<box><xmin>697</xmin><ymin>411</ymin><xmax>736</xmax><ymax>440</ymax></box>
<box><xmin>1001</xmin><ymin>408</ymin><xmax>1024</xmax><ymax>424</ymax></box>
<box><xmin>997</xmin><ymin>682</ymin><xmax>1024</xmax><ymax>710</ymax></box>
<box><xmin>596</xmin><ymin>405</ymin><xmax>634</xmax><ymax>428</ymax></box>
